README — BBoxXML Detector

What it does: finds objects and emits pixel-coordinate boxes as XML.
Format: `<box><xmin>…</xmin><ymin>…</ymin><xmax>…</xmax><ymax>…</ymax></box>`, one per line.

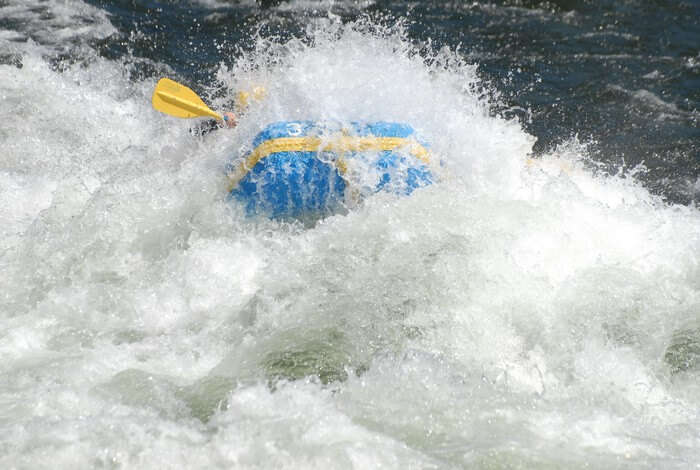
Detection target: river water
<box><xmin>1</xmin><ymin>0</ymin><xmax>699</xmax><ymax>468</ymax></box>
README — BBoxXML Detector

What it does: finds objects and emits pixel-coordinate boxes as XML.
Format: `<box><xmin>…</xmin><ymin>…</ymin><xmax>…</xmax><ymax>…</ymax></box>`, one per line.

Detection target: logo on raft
<box><xmin>226</xmin><ymin>121</ymin><xmax>433</xmax><ymax>218</ymax></box>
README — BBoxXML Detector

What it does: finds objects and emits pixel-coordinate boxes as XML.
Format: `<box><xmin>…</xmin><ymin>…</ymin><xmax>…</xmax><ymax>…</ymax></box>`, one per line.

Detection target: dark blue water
<box><xmin>56</xmin><ymin>0</ymin><xmax>697</xmax><ymax>204</ymax></box>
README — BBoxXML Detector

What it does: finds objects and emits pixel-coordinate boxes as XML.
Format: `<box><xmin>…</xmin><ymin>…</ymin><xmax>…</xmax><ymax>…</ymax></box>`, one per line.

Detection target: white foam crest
<box><xmin>607</xmin><ymin>85</ymin><xmax>697</xmax><ymax>119</ymax></box>
<box><xmin>0</xmin><ymin>0</ymin><xmax>117</xmax><ymax>53</ymax></box>
<box><xmin>217</xmin><ymin>20</ymin><xmax>533</xmax><ymax>195</ymax></box>
<box><xmin>209</xmin><ymin>381</ymin><xmax>439</xmax><ymax>468</ymax></box>
<box><xmin>1</xmin><ymin>16</ymin><xmax>700</xmax><ymax>469</ymax></box>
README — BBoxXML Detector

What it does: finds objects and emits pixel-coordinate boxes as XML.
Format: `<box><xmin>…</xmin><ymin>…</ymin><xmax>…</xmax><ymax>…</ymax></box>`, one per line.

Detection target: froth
<box><xmin>1</xmin><ymin>12</ymin><xmax>699</xmax><ymax>470</ymax></box>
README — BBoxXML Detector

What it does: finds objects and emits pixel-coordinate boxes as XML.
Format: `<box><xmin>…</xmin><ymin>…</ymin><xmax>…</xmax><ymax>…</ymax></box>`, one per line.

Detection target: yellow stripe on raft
<box><xmin>227</xmin><ymin>136</ymin><xmax>431</xmax><ymax>191</ymax></box>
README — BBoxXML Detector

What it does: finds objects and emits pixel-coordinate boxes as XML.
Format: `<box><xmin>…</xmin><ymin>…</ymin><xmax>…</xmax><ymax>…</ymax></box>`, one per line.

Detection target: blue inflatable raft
<box><xmin>226</xmin><ymin>121</ymin><xmax>432</xmax><ymax>218</ymax></box>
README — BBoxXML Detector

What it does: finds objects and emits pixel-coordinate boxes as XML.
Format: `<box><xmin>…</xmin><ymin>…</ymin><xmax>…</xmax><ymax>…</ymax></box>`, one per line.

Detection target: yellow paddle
<box><xmin>152</xmin><ymin>78</ymin><xmax>266</xmax><ymax>122</ymax></box>
<box><xmin>152</xmin><ymin>78</ymin><xmax>223</xmax><ymax>121</ymax></box>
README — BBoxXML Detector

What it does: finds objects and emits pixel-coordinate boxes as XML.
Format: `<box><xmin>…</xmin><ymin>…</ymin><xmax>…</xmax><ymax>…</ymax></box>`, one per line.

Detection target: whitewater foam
<box><xmin>1</xmin><ymin>5</ymin><xmax>699</xmax><ymax>469</ymax></box>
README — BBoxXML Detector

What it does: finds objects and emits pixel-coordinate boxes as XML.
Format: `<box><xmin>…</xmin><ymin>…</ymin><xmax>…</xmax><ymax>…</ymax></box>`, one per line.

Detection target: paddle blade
<box><xmin>152</xmin><ymin>78</ymin><xmax>222</xmax><ymax>120</ymax></box>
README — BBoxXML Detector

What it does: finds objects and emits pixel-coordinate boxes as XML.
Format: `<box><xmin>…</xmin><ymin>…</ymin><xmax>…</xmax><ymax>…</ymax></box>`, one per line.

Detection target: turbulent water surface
<box><xmin>1</xmin><ymin>0</ymin><xmax>699</xmax><ymax>468</ymax></box>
